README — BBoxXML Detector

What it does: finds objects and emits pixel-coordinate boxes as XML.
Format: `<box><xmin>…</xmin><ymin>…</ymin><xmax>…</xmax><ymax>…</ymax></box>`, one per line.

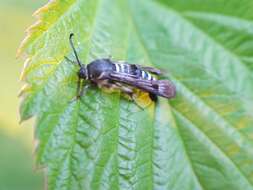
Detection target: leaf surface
<box><xmin>19</xmin><ymin>0</ymin><xmax>253</xmax><ymax>189</ymax></box>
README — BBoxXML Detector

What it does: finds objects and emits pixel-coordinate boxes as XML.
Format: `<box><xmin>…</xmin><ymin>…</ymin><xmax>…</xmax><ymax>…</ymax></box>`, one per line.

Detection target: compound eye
<box><xmin>78</xmin><ymin>68</ymin><xmax>86</xmax><ymax>78</ymax></box>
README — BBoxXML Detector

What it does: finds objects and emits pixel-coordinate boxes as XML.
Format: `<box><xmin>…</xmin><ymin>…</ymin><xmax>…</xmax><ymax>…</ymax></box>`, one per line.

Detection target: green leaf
<box><xmin>18</xmin><ymin>0</ymin><xmax>253</xmax><ymax>189</ymax></box>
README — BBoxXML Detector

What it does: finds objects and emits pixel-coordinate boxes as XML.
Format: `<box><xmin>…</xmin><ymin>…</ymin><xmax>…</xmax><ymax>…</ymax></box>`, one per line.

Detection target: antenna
<box><xmin>69</xmin><ymin>33</ymin><xmax>82</xmax><ymax>68</ymax></box>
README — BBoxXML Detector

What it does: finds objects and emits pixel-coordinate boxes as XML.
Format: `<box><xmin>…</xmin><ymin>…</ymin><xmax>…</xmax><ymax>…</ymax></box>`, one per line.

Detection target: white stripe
<box><xmin>141</xmin><ymin>71</ymin><xmax>146</xmax><ymax>78</ymax></box>
<box><xmin>119</xmin><ymin>64</ymin><xmax>124</xmax><ymax>72</ymax></box>
<box><xmin>115</xmin><ymin>64</ymin><xmax>120</xmax><ymax>72</ymax></box>
<box><xmin>147</xmin><ymin>73</ymin><xmax>152</xmax><ymax>80</ymax></box>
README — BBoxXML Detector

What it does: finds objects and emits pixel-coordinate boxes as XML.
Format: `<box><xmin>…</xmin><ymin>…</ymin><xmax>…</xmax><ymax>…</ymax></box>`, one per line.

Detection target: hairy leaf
<box><xmin>18</xmin><ymin>0</ymin><xmax>253</xmax><ymax>189</ymax></box>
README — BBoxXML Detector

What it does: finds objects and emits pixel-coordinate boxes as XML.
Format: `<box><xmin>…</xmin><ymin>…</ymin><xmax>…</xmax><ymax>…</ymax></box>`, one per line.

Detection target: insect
<box><xmin>66</xmin><ymin>33</ymin><xmax>176</xmax><ymax>103</ymax></box>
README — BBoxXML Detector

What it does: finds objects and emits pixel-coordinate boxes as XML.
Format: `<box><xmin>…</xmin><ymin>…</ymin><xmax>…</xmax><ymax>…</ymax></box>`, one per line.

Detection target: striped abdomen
<box><xmin>139</xmin><ymin>70</ymin><xmax>155</xmax><ymax>80</ymax></box>
<box><xmin>114</xmin><ymin>62</ymin><xmax>156</xmax><ymax>80</ymax></box>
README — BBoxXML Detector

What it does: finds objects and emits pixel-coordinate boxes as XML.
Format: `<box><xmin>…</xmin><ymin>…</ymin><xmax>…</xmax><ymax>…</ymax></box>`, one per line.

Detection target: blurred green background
<box><xmin>0</xmin><ymin>0</ymin><xmax>46</xmax><ymax>189</ymax></box>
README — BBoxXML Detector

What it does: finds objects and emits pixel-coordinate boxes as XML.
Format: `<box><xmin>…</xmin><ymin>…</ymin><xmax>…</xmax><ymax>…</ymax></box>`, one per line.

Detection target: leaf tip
<box><xmin>19</xmin><ymin>58</ymin><xmax>31</xmax><ymax>81</ymax></box>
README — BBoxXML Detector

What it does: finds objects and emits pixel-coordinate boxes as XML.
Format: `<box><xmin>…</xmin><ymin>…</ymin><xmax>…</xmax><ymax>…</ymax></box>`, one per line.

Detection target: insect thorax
<box><xmin>87</xmin><ymin>59</ymin><xmax>114</xmax><ymax>78</ymax></box>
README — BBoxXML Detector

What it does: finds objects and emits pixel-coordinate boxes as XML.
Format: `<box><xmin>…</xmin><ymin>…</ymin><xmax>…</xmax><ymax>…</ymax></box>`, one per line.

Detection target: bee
<box><xmin>66</xmin><ymin>33</ymin><xmax>176</xmax><ymax>103</ymax></box>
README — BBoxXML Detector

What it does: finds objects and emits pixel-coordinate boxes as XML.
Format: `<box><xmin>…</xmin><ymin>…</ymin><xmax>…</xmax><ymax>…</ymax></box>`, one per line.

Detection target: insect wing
<box><xmin>135</xmin><ymin>65</ymin><xmax>163</xmax><ymax>76</ymax></box>
<box><xmin>109</xmin><ymin>72</ymin><xmax>176</xmax><ymax>99</ymax></box>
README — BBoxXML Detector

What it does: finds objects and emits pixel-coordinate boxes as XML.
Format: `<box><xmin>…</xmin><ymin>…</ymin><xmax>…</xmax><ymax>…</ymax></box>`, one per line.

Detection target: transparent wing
<box><xmin>135</xmin><ymin>64</ymin><xmax>163</xmax><ymax>75</ymax></box>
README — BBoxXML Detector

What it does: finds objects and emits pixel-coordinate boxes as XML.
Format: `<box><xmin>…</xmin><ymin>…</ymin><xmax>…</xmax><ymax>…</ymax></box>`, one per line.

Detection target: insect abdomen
<box><xmin>114</xmin><ymin>63</ymin><xmax>131</xmax><ymax>73</ymax></box>
<box><xmin>140</xmin><ymin>70</ymin><xmax>155</xmax><ymax>80</ymax></box>
<box><xmin>114</xmin><ymin>63</ymin><xmax>155</xmax><ymax>80</ymax></box>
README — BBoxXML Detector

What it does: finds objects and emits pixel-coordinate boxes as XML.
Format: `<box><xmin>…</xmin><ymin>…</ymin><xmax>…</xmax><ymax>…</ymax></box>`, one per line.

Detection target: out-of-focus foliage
<box><xmin>0</xmin><ymin>128</ymin><xmax>43</xmax><ymax>190</ymax></box>
<box><xmin>0</xmin><ymin>0</ymin><xmax>44</xmax><ymax>189</ymax></box>
<box><xmin>19</xmin><ymin>0</ymin><xmax>253</xmax><ymax>190</ymax></box>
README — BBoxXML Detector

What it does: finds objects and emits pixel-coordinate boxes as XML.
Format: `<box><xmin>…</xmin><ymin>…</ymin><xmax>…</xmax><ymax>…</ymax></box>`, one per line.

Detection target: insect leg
<box><xmin>98</xmin><ymin>80</ymin><xmax>132</xmax><ymax>95</ymax></box>
<box><xmin>70</xmin><ymin>80</ymin><xmax>91</xmax><ymax>103</ymax></box>
<box><xmin>76</xmin><ymin>77</ymin><xmax>81</xmax><ymax>98</ymax></box>
<box><xmin>69</xmin><ymin>77</ymin><xmax>82</xmax><ymax>103</ymax></box>
<box><xmin>114</xmin><ymin>82</ymin><xmax>134</xmax><ymax>97</ymax></box>
<box><xmin>114</xmin><ymin>82</ymin><xmax>154</xmax><ymax>109</ymax></box>
<box><xmin>78</xmin><ymin>83</ymin><xmax>91</xmax><ymax>98</ymax></box>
